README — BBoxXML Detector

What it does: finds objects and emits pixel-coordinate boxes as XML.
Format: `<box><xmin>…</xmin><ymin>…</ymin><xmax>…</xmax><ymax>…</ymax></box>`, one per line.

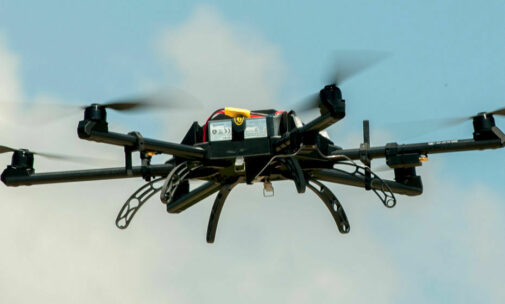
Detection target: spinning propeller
<box><xmin>295</xmin><ymin>50</ymin><xmax>390</xmax><ymax>114</ymax></box>
<box><xmin>448</xmin><ymin>107</ymin><xmax>505</xmax><ymax>124</ymax></box>
<box><xmin>0</xmin><ymin>88</ymin><xmax>202</xmax><ymax>126</ymax></box>
<box><xmin>384</xmin><ymin>106</ymin><xmax>505</xmax><ymax>136</ymax></box>
<box><xmin>80</xmin><ymin>88</ymin><xmax>200</xmax><ymax>112</ymax></box>
<box><xmin>0</xmin><ymin>145</ymin><xmax>115</xmax><ymax>165</ymax></box>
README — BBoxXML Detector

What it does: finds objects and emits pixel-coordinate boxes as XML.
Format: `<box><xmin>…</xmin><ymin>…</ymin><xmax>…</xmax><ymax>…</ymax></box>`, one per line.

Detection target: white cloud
<box><xmin>157</xmin><ymin>5</ymin><xmax>285</xmax><ymax>123</ymax></box>
<box><xmin>0</xmin><ymin>33</ymin><xmax>158</xmax><ymax>302</ymax></box>
<box><xmin>0</xmin><ymin>6</ymin><xmax>504</xmax><ymax>304</ymax></box>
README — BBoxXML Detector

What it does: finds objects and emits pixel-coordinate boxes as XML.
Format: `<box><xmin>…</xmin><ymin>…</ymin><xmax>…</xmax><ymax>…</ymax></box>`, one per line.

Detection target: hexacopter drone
<box><xmin>2</xmin><ymin>58</ymin><xmax>504</xmax><ymax>243</ymax></box>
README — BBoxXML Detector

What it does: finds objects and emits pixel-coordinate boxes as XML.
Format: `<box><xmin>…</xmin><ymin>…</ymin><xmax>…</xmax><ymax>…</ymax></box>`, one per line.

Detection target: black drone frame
<box><xmin>2</xmin><ymin>85</ymin><xmax>505</xmax><ymax>243</ymax></box>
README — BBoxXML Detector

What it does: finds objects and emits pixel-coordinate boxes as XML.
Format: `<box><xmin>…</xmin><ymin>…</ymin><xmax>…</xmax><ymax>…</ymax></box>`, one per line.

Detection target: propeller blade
<box><xmin>430</xmin><ymin>106</ymin><xmax>505</xmax><ymax>125</ymax></box>
<box><xmin>0</xmin><ymin>145</ymin><xmax>16</xmax><ymax>154</ymax></box>
<box><xmin>292</xmin><ymin>50</ymin><xmax>390</xmax><ymax>114</ymax></box>
<box><xmin>443</xmin><ymin>116</ymin><xmax>472</xmax><ymax>126</ymax></box>
<box><xmin>0</xmin><ymin>144</ymin><xmax>117</xmax><ymax>166</ymax></box>
<box><xmin>384</xmin><ymin>105</ymin><xmax>505</xmax><ymax>137</ymax></box>
<box><xmin>0</xmin><ymin>88</ymin><xmax>201</xmax><ymax>126</ymax></box>
<box><xmin>379</xmin><ymin>116</ymin><xmax>470</xmax><ymax>142</ymax></box>
<box><xmin>96</xmin><ymin>100</ymin><xmax>152</xmax><ymax>112</ymax></box>
<box><xmin>489</xmin><ymin>107</ymin><xmax>505</xmax><ymax>116</ymax></box>
<box><xmin>324</xmin><ymin>50</ymin><xmax>390</xmax><ymax>86</ymax></box>
<box><xmin>292</xmin><ymin>93</ymin><xmax>320</xmax><ymax>114</ymax></box>
<box><xmin>94</xmin><ymin>88</ymin><xmax>201</xmax><ymax>113</ymax></box>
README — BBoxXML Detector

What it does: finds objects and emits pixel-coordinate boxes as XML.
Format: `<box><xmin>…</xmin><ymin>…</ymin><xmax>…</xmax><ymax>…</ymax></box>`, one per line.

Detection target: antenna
<box><xmin>360</xmin><ymin>120</ymin><xmax>372</xmax><ymax>190</ymax></box>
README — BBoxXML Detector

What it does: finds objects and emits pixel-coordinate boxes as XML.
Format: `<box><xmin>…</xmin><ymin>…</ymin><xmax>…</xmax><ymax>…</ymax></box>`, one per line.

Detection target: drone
<box><xmin>2</xmin><ymin>59</ymin><xmax>505</xmax><ymax>243</ymax></box>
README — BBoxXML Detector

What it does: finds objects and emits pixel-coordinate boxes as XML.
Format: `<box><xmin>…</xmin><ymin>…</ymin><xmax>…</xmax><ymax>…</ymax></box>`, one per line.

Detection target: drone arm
<box><xmin>273</xmin><ymin>114</ymin><xmax>343</xmax><ymax>154</ymax></box>
<box><xmin>78</xmin><ymin>121</ymin><xmax>205</xmax><ymax>160</ymax></box>
<box><xmin>331</xmin><ymin>137</ymin><xmax>504</xmax><ymax>162</ymax></box>
<box><xmin>316</xmin><ymin>127</ymin><xmax>505</xmax><ymax>197</ymax></box>
<box><xmin>1</xmin><ymin>164</ymin><xmax>174</xmax><ymax>186</ymax></box>
<box><xmin>328</xmin><ymin>114</ymin><xmax>505</xmax><ymax>163</ymax></box>
<box><xmin>299</xmin><ymin>112</ymin><xmax>341</xmax><ymax>134</ymax></box>
<box><xmin>311</xmin><ymin>168</ymin><xmax>422</xmax><ymax>196</ymax></box>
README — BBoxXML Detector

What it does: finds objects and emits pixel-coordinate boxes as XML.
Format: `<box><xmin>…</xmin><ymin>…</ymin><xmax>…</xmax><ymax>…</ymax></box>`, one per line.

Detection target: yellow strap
<box><xmin>224</xmin><ymin>107</ymin><xmax>251</xmax><ymax>118</ymax></box>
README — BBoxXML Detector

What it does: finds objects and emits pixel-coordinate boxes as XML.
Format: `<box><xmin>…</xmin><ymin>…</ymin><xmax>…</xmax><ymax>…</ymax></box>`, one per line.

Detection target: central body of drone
<box><xmin>2</xmin><ymin>84</ymin><xmax>505</xmax><ymax>243</ymax></box>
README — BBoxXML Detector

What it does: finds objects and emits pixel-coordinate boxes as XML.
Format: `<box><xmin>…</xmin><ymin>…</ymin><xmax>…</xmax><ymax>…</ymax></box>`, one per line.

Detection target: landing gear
<box><xmin>206</xmin><ymin>181</ymin><xmax>240</xmax><ymax>243</ymax></box>
<box><xmin>307</xmin><ymin>179</ymin><xmax>350</xmax><ymax>234</ymax></box>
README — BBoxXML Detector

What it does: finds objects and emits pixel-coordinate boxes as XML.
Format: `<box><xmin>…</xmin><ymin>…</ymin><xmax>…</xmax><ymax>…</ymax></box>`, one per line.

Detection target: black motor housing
<box><xmin>10</xmin><ymin>150</ymin><xmax>34</xmax><ymax>170</ymax></box>
<box><xmin>1</xmin><ymin>150</ymin><xmax>35</xmax><ymax>185</ymax></box>
<box><xmin>319</xmin><ymin>84</ymin><xmax>345</xmax><ymax>119</ymax></box>
<box><xmin>473</xmin><ymin>113</ymin><xmax>497</xmax><ymax>140</ymax></box>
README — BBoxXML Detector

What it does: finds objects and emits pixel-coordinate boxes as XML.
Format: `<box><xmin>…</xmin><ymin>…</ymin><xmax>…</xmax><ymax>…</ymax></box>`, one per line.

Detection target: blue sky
<box><xmin>1</xmin><ymin>1</ymin><xmax>504</xmax><ymax>303</ymax></box>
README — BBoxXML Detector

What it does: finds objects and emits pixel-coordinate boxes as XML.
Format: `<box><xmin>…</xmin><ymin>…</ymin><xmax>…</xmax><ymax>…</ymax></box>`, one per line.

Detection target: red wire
<box><xmin>202</xmin><ymin>109</ymin><xmax>225</xmax><ymax>142</ymax></box>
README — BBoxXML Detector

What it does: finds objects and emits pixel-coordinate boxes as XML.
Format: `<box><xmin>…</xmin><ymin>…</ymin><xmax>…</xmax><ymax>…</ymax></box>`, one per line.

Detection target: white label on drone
<box><xmin>245</xmin><ymin>118</ymin><xmax>268</xmax><ymax>139</ymax></box>
<box><xmin>209</xmin><ymin>120</ymin><xmax>232</xmax><ymax>141</ymax></box>
<box><xmin>428</xmin><ymin>140</ymin><xmax>458</xmax><ymax>145</ymax></box>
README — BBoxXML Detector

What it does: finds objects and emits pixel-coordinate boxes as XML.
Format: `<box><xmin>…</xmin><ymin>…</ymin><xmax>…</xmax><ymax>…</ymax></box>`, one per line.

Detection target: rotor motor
<box><xmin>10</xmin><ymin>150</ymin><xmax>34</xmax><ymax>170</ymax></box>
<box><xmin>1</xmin><ymin>150</ymin><xmax>35</xmax><ymax>183</ymax></box>
<box><xmin>319</xmin><ymin>84</ymin><xmax>345</xmax><ymax>119</ymax></box>
<box><xmin>79</xmin><ymin>104</ymin><xmax>109</xmax><ymax>136</ymax></box>
<box><xmin>84</xmin><ymin>104</ymin><xmax>107</xmax><ymax>122</ymax></box>
<box><xmin>472</xmin><ymin>113</ymin><xmax>496</xmax><ymax>140</ymax></box>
